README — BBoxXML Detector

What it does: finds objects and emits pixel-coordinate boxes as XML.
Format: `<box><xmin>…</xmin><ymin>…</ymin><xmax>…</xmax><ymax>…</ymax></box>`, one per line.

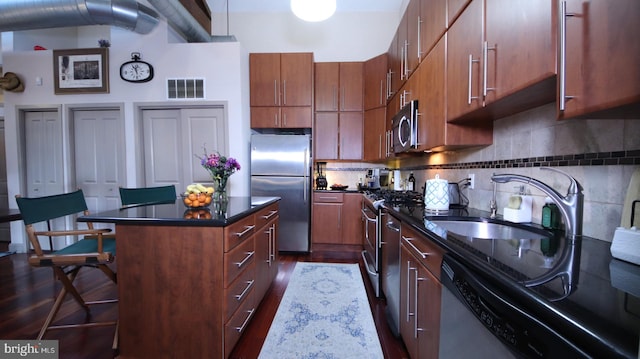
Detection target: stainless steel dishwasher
<box><xmin>381</xmin><ymin>208</ymin><xmax>401</xmax><ymax>337</ymax></box>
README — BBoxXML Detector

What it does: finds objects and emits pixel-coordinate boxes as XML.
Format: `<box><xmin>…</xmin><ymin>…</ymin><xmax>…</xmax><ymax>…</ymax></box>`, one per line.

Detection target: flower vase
<box><xmin>212</xmin><ymin>177</ymin><xmax>228</xmax><ymax>203</ymax></box>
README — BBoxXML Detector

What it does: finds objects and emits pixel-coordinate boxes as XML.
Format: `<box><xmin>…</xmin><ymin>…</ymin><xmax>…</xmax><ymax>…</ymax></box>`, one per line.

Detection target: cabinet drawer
<box><xmin>224</xmin><ymin>261</ymin><xmax>256</xmax><ymax>322</ymax></box>
<box><xmin>401</xmin><ymin>224</ymin><xmax>444</xmax><ymax>279</ymax></box>
<box><xmin>255</xmin><ymin>203</ymin><xmax>279</xmax><ymax>230</ymax></box>
<box><xmin>224</xmin><ymin>288</ymin><xmax>256</xmax><ymax>358</ymax></box>
<box><xmin>224</xmin><ymin>214</ymin><xmax>256</xmax><ymax>251</ymax></box>
<box><xmin>224</xmin><ymin>237</ymin><xmax>255</xmax><ymax>287</ymax></box>
<box><xmin>313</xmin><ymin>192</ymin><xmax>344</xmax><ymax>203</ymax></box>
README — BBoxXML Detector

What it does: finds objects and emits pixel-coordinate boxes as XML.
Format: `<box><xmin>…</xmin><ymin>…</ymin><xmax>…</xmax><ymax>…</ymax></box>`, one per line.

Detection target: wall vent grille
<box><xmin>167</xmin><ymin>78</ymin><xmax>205</xmax><ymax>99</ymax></box>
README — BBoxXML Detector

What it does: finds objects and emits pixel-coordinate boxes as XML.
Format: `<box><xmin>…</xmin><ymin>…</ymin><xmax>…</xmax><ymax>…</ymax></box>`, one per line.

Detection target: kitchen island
<box><xmin>79</xmin><ymin>196</ymin><xmax>280</xmax><ymax>359</ymax></box>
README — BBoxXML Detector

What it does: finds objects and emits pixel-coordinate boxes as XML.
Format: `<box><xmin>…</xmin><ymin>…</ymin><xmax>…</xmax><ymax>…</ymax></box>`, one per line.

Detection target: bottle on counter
<box><xmin>541</xmin><ymin>197</ymin><xmax>560</xmax><ymax>229</ymax></box>
<box><xmin>407</xmin><ymin>172</ymin><xmax>416</xmax><ymax>192</ymax></box>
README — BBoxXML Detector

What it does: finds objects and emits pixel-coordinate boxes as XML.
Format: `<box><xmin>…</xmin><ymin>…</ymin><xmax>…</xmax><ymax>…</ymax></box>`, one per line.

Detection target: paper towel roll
<box><xmin>393</xmin><ymin>170</ymin><xmax>403</xmax><ymax>191</ymax></box>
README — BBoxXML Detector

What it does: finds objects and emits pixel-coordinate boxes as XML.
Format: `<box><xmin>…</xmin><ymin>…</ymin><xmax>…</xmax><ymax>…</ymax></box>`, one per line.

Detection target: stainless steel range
<box><xmin>361</xmin><ymin>190</ymin><xmax>424</xmax><ymax>305</ymax></box>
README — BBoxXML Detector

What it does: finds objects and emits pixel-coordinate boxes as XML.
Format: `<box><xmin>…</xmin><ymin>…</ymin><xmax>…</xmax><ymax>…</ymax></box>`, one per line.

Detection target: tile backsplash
<box><xmin>323</xmin><ymin>103</ymin><xmax>640</xmax><ymax>242</ymax></box>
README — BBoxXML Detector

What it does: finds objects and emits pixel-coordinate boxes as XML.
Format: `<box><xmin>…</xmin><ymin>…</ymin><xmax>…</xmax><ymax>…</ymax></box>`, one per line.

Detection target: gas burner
<box><xmin>366</xmin><ymin>189</ymin><xmax>424</xmax><ymax>207</ymax></box>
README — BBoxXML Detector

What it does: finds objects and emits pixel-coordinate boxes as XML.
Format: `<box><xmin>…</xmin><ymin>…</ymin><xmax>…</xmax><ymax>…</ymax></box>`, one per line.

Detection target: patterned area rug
<box><xmin>259</xmin><ymin>262</ymin><xmax>383</xmax><ymax>359</ymax></box>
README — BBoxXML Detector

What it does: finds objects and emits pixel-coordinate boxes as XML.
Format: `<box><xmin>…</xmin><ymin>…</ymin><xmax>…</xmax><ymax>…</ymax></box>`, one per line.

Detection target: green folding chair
<box><xmin>16</xmin><ymin>189</ymin><xmax>117</xmax><ymax>340</ymax></box>
<box><xmin>118</xmin><ymin>185</ymin><xmax>177</xmax><ymax>207</ymax></box>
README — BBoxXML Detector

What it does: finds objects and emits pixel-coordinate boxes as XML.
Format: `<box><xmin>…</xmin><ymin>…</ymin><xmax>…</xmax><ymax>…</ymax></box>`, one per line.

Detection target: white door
<box><xmin>24</xmin><ymin>110</ymin><xmax>64</xmax><ymax>250</ymax></box>
<box><xmin>0</xmin><ymin>119</ymin><xmax>9</xmax><ymax>242</ymax></box>
<box><xmin>24</xmin><ymin>111</ymin><xmax>64</xmax><ymax>197</ymax></box>
<box><xmin>73</xmin><ymin>109</ymin><xmax>124</xmax><ymax>215</ymax></box>
<box><xmin>142</xmin><ymin>107</ymin><xmax>226</xmax><ymax>192</ymax></box>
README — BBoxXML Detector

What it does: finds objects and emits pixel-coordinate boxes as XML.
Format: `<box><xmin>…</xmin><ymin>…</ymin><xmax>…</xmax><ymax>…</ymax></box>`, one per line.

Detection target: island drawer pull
<box><xmin>234</xmin><ymin>308</ymin><xmax>255</xmax><ymax>333</ymax></box>
<box><xmin>235</xmin><ymin>251</ymin><xmax>255</xmax><ymax>268</ymax></box>
<box><xmin>261</xmin><ymin>210</ymin><xmax>278</xmax><ymax>220</ymax></box>
<box><xmin>234</xmin><ymin>225</ymin><xmax>255</xmax><ymax>237</ymax></box>
<box><xmin>235</xmin><ymin>280</ymin><xmax>254</xmax><ymax>301</ymax></box>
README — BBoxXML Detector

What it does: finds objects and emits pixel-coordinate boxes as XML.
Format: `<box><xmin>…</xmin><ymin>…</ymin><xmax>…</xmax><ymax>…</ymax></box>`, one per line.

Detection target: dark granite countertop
<box><xmin>385</xmin><ymin>204</ymin><xmax>640</xmax><ymax>358</ymax></box>
<box><xmin>78</xmin><ymin>196</ymin><xmax>280</xmax><ymax>227</ymax></box>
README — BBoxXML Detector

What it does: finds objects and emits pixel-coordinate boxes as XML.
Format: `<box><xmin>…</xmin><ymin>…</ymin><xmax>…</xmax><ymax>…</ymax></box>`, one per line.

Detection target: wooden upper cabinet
<box><xmin>364</xmin><ymin>54</ymin><xmax>388</xmax><ymax>110</ymax></box>
<box><xmin>398</xmin><ymin>10</ymin><xmax>410</xmax><ymax>81</ymax></box>
<box><xmin>250</xmin><ymin>53</ymin><xmax>313</xmax><ymax>107</ymax></box>
<box><xmin>558</xmin><ymin>0</ymin><xmax>640</xmax><ymax>120</ymax></box>
<box><xmin>484</xmin><ymin>0</ymin><xmax>556</xmax><ymax>105</ymax></box>
<box><xmin>420</xmin><ymin>0</ymin><xmax>447</xmax><ymax>60</ymax></box>
<box><xmin>406</xmin><ymin>0</ymin><xmax>421</xmax><ymax>76</ymax></box>
<box><xmin>315</xmin><ymin>62</ymin><xmax>363</xmax><ymax>112</ymax></box>
<box><xmin>314</xmin><ymin>112</ymin><xmax>339</xmax><ymax>160</ymax></box>
<box><xmin>388</xmin><ymin>32</ymin><xmax>402</xmax><ymax>99</ymax></box>
<box><xmin>363</xmin><ymin>107</ymin><xmax>387</xmax><ymax>161</ymax></box>
<box><xmin>315</xmin><ymin>63</ymin><xmax>340</xmax><ymax>111</ymax></box>
<box><xmin>250</xmin><ymin>53</ymin><xmax>281</xmax><ymax>107</ymax></box>
<box><xmin>447</xmin><ymin>0</ymin><xmax>471</xmax><ymax>26</ymax></box>
<box><xmin>446</xmin><ymin>0</ymin><xmax>483</xmax><ymax>122</ymax></box>
<box><xmin>339</xmin><ymin>62</ymin><xmax>364</xmax><ymax>112</ymax></box>
<box><xmin>338</xmin><ymin>112</ymin><xmax>363</xmax><ymax>160</ymax></box>
<box><xmin>251</xmin><ymin>107</ymin><xmax>313</xmax><ymax>129</ymax></box>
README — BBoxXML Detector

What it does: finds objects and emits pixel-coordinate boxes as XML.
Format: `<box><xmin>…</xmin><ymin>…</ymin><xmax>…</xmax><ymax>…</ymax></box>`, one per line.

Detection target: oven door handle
<box><xmin>361</xmin><ymin>251</ymin><xmax>379</xmax><ymax>277</ymax></box>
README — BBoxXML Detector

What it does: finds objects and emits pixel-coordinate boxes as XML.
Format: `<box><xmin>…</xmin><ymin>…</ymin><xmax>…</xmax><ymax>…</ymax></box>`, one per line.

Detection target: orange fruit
<box><xmin>184</xmin><ymin>197</ymin><xmax>192</xmax><ymax>205</ymax></box>
<box><xmin>188</xmin><ymin>193</ymin><xmax>197</xmax><ymax>201</ymax></box>
<box><xmin>204</xmin><ymin>196</ymin><xmax>212</xmax><ymax>204</ymax></box>
<box><xmin>192</xmin><ymin>200</ymin><xmax>200</xmax><ymax>207</ymax></box>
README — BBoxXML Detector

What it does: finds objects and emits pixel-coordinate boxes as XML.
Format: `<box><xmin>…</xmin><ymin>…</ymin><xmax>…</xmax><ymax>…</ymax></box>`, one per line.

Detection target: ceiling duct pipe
<box><xmin>146</xmin><ymin>0</ymin><xmax>213</xmax><ymax>43</ymax></box>
<box><xmin>0</xmin><ymin>0</ymin><xmax>159</xmax><ymax>34</ymax></box>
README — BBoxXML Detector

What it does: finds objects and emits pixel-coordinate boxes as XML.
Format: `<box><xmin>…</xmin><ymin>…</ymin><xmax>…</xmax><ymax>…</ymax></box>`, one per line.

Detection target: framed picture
<box><xmin>53</xmin><ymin>48</ymin><xmax>109</xmax><ymax>94</ymax></box>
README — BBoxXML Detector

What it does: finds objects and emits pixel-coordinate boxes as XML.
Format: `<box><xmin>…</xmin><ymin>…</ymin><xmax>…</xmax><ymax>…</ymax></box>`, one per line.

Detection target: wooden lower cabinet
<box><xmin>116</xmin><ymin>203</ymin><xmax>279</xmax><ymax>359</ymax></box>
<box><xmin>254</xmin><ymin>203</ymin><xmax>279</xmax><ymax>300</ymax></box>
<box><xmin>400</xmin><ymin>224</ymin><xmax>444</xmax><ymax>359</ymax></box>
<box><xmin>312</xmin><ymin>192</ymin><xmax>362</xmax><ymax>246</ymax></box>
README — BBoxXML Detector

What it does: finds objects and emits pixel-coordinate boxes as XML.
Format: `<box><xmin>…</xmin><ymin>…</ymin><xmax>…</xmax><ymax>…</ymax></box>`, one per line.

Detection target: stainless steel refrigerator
<box><xmin>250</xmin><ymin>134</ymin><xmax>311</xmax><ymax>252</ymax></box>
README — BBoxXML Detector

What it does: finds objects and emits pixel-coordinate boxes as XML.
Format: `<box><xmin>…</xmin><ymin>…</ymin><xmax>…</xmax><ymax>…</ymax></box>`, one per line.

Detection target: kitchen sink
<box><xmin>428</xmin><ymin>219</ymin><xmax>551</xmax><ymax>240</ymax></box>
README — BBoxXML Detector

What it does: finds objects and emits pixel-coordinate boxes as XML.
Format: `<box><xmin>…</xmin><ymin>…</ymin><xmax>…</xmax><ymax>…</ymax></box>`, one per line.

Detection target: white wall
<box><xmin>212</xmin><ymin>11</ymin><xmax>401</xmax><ymax>62</ymax></box>
<box><xmin>3</xmin><ymin>21</ymin><xmax>250</xmax><ymax>251</ymax></box>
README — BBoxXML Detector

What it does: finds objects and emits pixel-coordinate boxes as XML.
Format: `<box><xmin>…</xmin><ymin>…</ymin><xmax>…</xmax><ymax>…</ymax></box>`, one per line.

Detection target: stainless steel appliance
<box><xmin>439</xmin><ymin>254</ymin><xmax>586</xmax><ymax>358</ymax></box>
<box><xmin>392</xmin><ymin>100</ymin><xmax>418</xmax><ymax>153</ymax></box>
<box><xmin>361</xmin><ymin>195</ymin><xmax>382</xmax><ymax>297</ymax></box>
<box><xmin>381</xmin><ymin>208</ymin><xmax>401</xmax><ymax>337</ymax></box>
<box><xmin>251</xmin><ymin>134</ymin><xmax>311</xmax><ymax>252</ymax></box>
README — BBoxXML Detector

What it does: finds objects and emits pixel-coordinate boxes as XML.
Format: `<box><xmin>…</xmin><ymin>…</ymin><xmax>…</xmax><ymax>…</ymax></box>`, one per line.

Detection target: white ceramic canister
<box><xmin>425</xmin><ymin>174</ymin><xmax>450</xmax><ymax>211</ymax></box>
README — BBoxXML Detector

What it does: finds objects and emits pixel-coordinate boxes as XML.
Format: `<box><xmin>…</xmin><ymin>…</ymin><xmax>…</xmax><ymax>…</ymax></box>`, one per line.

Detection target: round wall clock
<box><xmin>120</xmin><ymin>52</ymin><xmax>154</xmax><ymax>83</ymax></box>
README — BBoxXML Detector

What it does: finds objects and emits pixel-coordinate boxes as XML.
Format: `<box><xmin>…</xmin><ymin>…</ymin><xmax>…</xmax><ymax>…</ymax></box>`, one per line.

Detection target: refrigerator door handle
<box><xmin>304</xmin><ymin>176</ymin><xmax>308</xmax><ymax>204</ymax></box>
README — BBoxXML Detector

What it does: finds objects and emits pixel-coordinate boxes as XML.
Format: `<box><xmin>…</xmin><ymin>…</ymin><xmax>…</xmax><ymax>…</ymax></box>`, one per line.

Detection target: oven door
<box><xmin>439</xmin><ymin>254</ymin><xmax>586</xmax><ymax>358</ymax></box>
<box><xmin>361</xmin><ymin>200</ymin><xmax>380</xmax><ymax>297</ymax></box>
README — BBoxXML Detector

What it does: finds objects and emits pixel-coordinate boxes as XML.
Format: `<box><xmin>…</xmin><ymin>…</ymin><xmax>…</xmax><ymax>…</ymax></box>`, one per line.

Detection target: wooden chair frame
<box><xmin>16</xmin><ymin>190</ymin><xmax>118</xmax><ymax>342</ymax></box>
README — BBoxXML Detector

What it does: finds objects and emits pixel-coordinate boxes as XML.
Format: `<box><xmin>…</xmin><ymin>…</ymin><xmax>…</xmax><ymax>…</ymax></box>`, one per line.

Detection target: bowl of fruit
<box><xmin>181</xmin><ymin>183</ymin><xmax>215</xmax><ymax>209</ymax></box>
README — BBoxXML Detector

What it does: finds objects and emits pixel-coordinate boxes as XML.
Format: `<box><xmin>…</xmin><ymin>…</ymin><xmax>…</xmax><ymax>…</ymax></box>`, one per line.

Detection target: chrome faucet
<box><xmin>491</xmin><ymin>168</ymin><xmax>584</xmax><ymax>299</ymax></box>
<box><xmin>491</xmin><ymin>167</ymin><xmax>583</xmax><ymax>242</ymax></box>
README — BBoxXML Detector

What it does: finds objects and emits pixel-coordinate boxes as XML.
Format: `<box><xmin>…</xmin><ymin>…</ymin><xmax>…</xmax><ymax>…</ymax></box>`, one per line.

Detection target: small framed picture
<box><xmin>53</xmin><ymin>48</ymin><xmax>109</xmax><ymax>94</ymax></box>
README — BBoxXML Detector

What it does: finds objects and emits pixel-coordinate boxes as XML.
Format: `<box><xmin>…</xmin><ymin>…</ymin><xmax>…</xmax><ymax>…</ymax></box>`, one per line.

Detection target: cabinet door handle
<box><xmin>234</xmin><ymin>308</ymin><xmax>255</xmax><ymax>333</ymax></box>
<box><xmin>414</xmin><ymin>270</ymin><xmax>427</xmax><ymax>338</ymax></box>
<box><xmin>402</xmin><ymin>236</ymin><xmax>430</xmax><ymax>259</ymax></box>
<box><xmin>559</xmin><ymin>1</ymin><xmax>576</xmax><ymax>111</ymax></box>
<box><xmin>482</xmin><ymin>41</ymin><xmax>496</xmax><ymax>98</ymax></box>
<box><xmin>274</xmin><ymin>80</ymin><xmax>278</xmax><ymax>105</ymax></box>
<box><xmin>235</xmin><ymin>280</ymin><xmax>254</xmax><ymax>300</ymax></box>
<box><xmin>386</xmin><ymin>220</ymin><xmax>400</xmax><ymax>232</ymax></box>
<box><xmin>282</xmin><ymin>80</ymin><xmax>287</xmax><ymax>105</ymax></box>
<box><xmin>234</xmin><ymin>225</ymin><xmax>255</xmax><ymax>237</ymax></box>
<box><xmin>468</xmin><ymin>54</ymin><xmax>480</xmax><ymax>104</ymax></box>
<box><xmin>417</xmin><ymin>16</ymin><xmax>423</xmax><ymax>59</ymax></box>
<box><xmin>261</xmin><ymin>210</ymin><xmax>278</xmax><ymax>220</ymax></box>
<box><xmin>406</xmin><ymin>260</ymin><xmax>413</xmax><ymax>323</ymax></box>
<box><xmin>234</xmin><ymin>251</ymin><xmax>255</xmax><ymax>268</ymax></box>
<box><xmin>269</xmin><ymin>224</ymin><xmax>276</xmax><ymax>263</ymax></box>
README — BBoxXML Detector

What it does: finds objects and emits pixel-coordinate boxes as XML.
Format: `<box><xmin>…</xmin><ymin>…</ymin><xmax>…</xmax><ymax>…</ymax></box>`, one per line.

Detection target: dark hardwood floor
<box><xmin>0</xmin><ymin>247</ymin><xmax>408</xmax><ymax>359</ymax></box>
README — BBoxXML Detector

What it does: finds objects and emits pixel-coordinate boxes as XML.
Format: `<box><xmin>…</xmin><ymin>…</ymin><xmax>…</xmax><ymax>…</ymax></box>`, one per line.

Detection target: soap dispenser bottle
<box><xmin>541</xmin><ymin>197</ymin><xmax>560</xmax><ymax>229</ymax></box>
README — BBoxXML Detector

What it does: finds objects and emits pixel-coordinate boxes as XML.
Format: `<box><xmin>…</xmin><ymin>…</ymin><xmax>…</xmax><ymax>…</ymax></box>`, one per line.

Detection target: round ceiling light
<box><xmin>291</xmin><ymin>0</ymin><xmax>337</xmax><ymax>22</ymax></box>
